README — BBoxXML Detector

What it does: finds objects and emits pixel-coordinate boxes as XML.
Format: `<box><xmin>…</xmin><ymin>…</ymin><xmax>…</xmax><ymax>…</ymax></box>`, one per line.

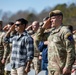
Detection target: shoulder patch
<box><xmin>68</xmin><ymin>35</ymin><xmax>74</xmax><ymax>41</ymax></box>
<box><xmin>65</xmin><ymin>32</ymin><xmax>73</xmax><ymax>41</ymax></box>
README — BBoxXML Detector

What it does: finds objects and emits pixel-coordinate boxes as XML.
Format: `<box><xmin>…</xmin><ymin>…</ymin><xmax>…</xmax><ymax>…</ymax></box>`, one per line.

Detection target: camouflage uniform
<box><xmin>73</xmin><ymin>34</ymin><xmax>76</xmax><ymax>65</ymax></box>
<box><xmin>4</xmin><ymin>31</ymin><xmax>16</xmax><ymax>75</ymax></box>
<box><xmin>29</xmin><ymin>30</ymin><xmax>41</xmax><ymax>74</ymax></box>
<box><xmin>73</xmin><ymin>34</ymin><xmax>76</xmax><ymax>54</ymax></box>
<box><xmin>36</xmin><ymin>25</ymin><xmax>75</xmax><ymax>75</ymax></box>
<box><xmin>3</xmin><ymin>43</ymin><xmax>11</xmax><ymax>75</ymax></box>
<box><xmin>0</xmin><ymin>31</ymin><xmax>5</xmax><ymax>75</ymax></box>
<box><xmin>0</xmin><ymin>31</ymin><xmax>11</xmax><ymax>75</ymax></box>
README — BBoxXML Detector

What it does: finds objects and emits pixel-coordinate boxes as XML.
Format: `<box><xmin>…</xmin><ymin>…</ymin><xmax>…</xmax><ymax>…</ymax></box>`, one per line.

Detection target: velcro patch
<box><xmin>68</xmin><ymin>35</ymin><xmax>73</xmax><ymax>41</ymax></box>
<box><xmin>65</xmin><ymin>32</ymin><xmax>73</xmax><ymax>41</ymax></box>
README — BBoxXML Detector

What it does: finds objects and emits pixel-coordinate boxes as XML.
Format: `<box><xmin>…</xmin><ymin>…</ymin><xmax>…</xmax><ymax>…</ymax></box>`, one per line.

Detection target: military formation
<box><xmin>0</xmin><ymin>10</ymin><xmax>76</xmax><ymax>75</ymax></box>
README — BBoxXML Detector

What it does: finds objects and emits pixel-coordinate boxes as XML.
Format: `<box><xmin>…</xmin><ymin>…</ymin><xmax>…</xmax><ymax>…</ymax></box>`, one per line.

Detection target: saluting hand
<box><xmin>42</xmin><ymin>18</ymin><xmax>51</xmax><ymax>29</ymax></box>
<box><xmin>9</xmin><ymin>24</ymin><xmax>15</xmax><ymax>32</ymax></box>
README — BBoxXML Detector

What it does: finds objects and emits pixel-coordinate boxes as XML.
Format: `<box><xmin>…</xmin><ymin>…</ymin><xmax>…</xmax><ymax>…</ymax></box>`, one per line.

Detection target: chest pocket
<box><xmin>53</xmin><ymin>36</ymin><xmax>61</xmax><ymax>44</ymax></box>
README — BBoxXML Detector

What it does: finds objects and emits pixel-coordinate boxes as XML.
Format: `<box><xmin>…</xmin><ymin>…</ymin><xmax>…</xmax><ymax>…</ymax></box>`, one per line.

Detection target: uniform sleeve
<box><xmin>35</xmin><ymin>27</ymin><xmax>50</xmax><ymax>42</ymax></box>
<box><xmin>3</xmin><ymin>43</ymin><xmax>10</xmax><ymax>59</ymax></box>
<box><xmin>1</xmin><ymin>32</ymin><xmax>10</xmax><ymax>59</ymax></box>
<box><xmin>26</xmin><ymin>37</ymin><xmax>34</xmax><ymax>61</ymax></box>
<box><xmin>35</xmin><ymin>27</ymin><xmax>45</xmax><ymax>41</ymax></box>
<box><xmin>64</xmin><ymin>29</ymin><xmax>75</xmax><ymax>69</ymax></box>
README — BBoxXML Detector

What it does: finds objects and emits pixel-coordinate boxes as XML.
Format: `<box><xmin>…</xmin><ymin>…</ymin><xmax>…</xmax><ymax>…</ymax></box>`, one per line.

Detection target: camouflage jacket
<box><xmin>0</xmin><ymin>31</ymin><xmax>5</xmax><ymax>59</ymax></box>
<box><xmin>28</xmin><ymin>30</ymin><xmax>40</xmax><ymax>57</ymax></box>
<box><xmin>36</xmin><ymin>25</ymin><xmax>75</xmax><ymax>70</ymax></box>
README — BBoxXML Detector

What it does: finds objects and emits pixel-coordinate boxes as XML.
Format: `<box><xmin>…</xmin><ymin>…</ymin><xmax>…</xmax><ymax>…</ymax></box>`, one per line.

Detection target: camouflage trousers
<box><xmin>31</xmin><ymin>57</ymin><xmax>41</xmax><ymax>74</ymax></box>
<box><xmin>4</xmin><ymin>54</ymin><xmax>11</xmax><ymax>75</ymax></box>
<box><xmin>0</xmin><ymin>61</ymin><xmax>4</xmax><ymax>75</ymax></box>
<box><xmin>4</xmin><ymin>71</ymin><xmax>10</xmax><ymax>75</ymax></box>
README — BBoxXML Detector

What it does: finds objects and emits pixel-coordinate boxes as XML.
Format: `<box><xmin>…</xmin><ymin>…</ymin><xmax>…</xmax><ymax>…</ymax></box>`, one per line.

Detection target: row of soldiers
<box><xmin>0</xmin><ymin>9</ymin><xmax>76</xmax><ymax>75</ymax></box>
<box><xmin>0</xmin><ymin>19</ymin><xmax>48</xmax><ymax>75</ymax></box>
<box><xmin>0</xmin><ymin>21</ymin><xmax>17</xmax><ymax>75</ymax></box>
<box><xmin>25</xmin><ymin>10</ymin><xmax>76</xmax><ymax>75</ymax></box>
<box><xmin>0</xmin><ymin>18</ymin><xmax>50</xmax><ymax>75</ymax></box>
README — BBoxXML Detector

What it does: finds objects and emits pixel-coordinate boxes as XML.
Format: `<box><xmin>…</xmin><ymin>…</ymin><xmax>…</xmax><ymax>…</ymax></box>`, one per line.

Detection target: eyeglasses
<box><xmin>15</xmin><ymin>24</ymin><xmax>21</xmax><ymax>26</ymax></box>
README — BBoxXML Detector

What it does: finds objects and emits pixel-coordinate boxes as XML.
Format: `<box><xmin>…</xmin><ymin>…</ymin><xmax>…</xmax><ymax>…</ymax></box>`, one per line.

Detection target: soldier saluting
<box><xmin>36</xmin><ymin>10</ymin><xmax>75</xmax><ymax>75</ymax></box>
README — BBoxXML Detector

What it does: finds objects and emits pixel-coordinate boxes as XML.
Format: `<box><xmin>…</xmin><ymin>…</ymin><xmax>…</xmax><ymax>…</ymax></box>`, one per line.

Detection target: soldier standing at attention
<box><xmin>0</xmin><ymin>21</ymin><xmax>5</xmax><ymax>75</ymax></box>
<box><xmin>36</xmin><ymin>10</ymin><xmax>75</xmax><ymax>75</ymax></box>
<box><xmin>26</xmin><ymin>21</ymin><xmax>41</xmax><ymax>74</ymax></box>
<box><xmin>1</xmin><ymin>22</ymin><xmax>14</xmax><ymax>75</ymax></box>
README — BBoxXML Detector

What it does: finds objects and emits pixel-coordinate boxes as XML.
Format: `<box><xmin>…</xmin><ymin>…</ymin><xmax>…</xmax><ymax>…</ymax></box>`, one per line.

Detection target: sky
<box><xmin>0</xmin><ymin>0</ymin><xmax>76</xmax><ymax>14</ymax></box>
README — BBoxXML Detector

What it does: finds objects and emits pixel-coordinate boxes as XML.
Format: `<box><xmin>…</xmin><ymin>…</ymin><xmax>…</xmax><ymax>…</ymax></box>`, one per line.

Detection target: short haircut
<box><xmin>43</xmin><ymin>17</ymin><xmax>49</xmax><ymax>21</ymax></box>
<box><xmin>16</xmin><ymin>18</ymin><xmax>28</xmax><ymax>25</ymax></box>
<box><xmin>8</xmin><ymin>22</ymin><xmax>14</xmax><ymax>26</ymax></box>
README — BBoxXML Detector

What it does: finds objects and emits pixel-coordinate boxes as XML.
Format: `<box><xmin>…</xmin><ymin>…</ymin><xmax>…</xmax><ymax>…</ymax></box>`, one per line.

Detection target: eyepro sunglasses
<box><xmin>15</xmin><ymin>24</ymin><xmax>21</xmax><ymax>26</ymax></box>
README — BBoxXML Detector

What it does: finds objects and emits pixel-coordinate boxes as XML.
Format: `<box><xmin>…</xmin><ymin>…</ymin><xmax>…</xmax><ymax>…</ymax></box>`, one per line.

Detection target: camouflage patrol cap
<box><xmin>49</xmin><ymin>10</ymin><xmax>63</xmax><ymax>17</ymax></box>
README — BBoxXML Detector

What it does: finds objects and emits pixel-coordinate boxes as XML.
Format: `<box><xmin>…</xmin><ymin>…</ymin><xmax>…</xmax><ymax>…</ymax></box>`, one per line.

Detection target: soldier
<box><xmin>35</xmin><ymin>10</ymin><xmax>75</xmax><ymax>75</ymax></box>
<box><xmin>26</xmin><ymin>21</ymin><xmax>41</xmax><ymax>74</ymax></box>
<box><xmin>0</xmin><ymin>21</ymin><xmax>5</xmax><ymax>75</ymax></box>
<box><xmin>67</xmin><ymin>25</ymin><xmax>76</xmax><ymax>64</ymax></box>
<box><xmin>1</xmin><ymin>22</ymin><xmax>14</xmax><ymax>75</ymax></box>
<box><xmin>38</xmin><ymin>17</ymin><xmax>51</xmax><ymax>75</ymax></box>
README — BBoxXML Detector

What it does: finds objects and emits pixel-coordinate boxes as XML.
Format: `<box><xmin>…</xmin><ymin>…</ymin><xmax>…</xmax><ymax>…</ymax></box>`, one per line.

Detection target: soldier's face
<box><xmin>32</xmin><ymin>23</ymin><xmax>39</xmax><ymax>31</ymax></box>
<box><xmin>50</xmin><ymin>16</ymin><xmax>61</xmax><ymax>28</ymax></box>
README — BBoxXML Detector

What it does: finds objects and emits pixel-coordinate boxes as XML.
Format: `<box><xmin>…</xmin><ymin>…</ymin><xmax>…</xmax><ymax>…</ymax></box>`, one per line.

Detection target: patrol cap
<box><xmin>49</xmin><ymin>10</ymin><xmax>63</xmax><ymax>17</ymax></box>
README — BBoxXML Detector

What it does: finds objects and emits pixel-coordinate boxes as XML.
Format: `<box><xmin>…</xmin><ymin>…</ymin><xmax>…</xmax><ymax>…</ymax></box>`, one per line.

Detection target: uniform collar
<box><xmin>51</xmin><ymin>25</ymin><xmax>63</xmax><ymax>34</ymax></box>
